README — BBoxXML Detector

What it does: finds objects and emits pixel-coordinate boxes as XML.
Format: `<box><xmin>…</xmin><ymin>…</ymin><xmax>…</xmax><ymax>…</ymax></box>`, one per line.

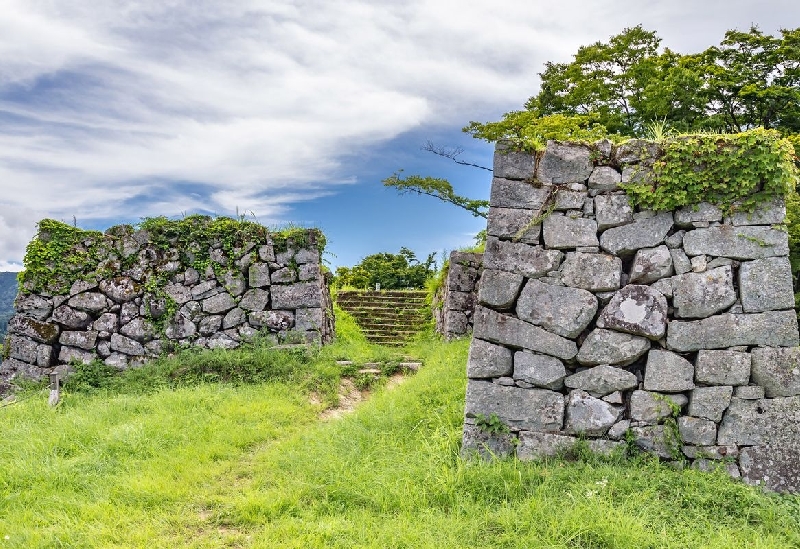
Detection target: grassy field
<box><xmin>1</xmin><ymin>315</ymin><xmax>799</xmax><ymax>547</ymax></box>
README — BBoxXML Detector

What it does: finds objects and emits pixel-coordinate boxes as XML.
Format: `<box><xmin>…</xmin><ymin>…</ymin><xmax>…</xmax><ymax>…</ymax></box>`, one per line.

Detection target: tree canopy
<box><xmin>334</xmin><ymin>247</ymin><xmax>436</xmax><ymax>290</ymax></box>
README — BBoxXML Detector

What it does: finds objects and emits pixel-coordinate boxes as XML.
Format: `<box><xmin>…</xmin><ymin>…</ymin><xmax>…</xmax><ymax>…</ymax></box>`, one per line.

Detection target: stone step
<box><xmin>336</xmin><ymin>289</ymin><xmax>430</xmax><ymax>345</ymax></box>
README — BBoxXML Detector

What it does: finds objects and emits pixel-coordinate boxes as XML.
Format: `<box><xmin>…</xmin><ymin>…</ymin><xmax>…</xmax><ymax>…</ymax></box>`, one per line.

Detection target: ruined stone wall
<box><xmin>2</xmin><ymin>220</ymin><xmax>333</xmax><ymax>382</ymax></box>
<box><xmin>462</xmin><ymin>139</ymin><xmax>800</xmax><ymax>494</ymax></box>
<box><xmin>433</xmin><ymin>251</ymin><xmax>482</xmax><ymax>339</ymax></box>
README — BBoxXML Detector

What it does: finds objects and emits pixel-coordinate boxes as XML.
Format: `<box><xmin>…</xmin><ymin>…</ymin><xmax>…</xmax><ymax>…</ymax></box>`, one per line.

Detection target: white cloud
<box><xmin>0</xmin><ymin>0</ymin><xmax>796</xmax><ymax>267</ymax></box>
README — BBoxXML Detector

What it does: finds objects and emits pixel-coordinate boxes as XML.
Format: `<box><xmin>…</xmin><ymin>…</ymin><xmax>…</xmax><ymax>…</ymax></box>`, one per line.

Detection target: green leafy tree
<box><xmin>334</xmin><ymin>248</ymin><xmax>436</xmax><ymax>290</ymax></box>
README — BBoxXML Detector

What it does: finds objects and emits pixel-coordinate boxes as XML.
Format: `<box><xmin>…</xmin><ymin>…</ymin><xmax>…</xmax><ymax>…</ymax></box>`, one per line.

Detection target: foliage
<box><xmin>333</xmin><ymin>247</ymin><xmax>436</xmax><ymax>290</ymax></box>
<box><xmin>474</xmin><ymin>413</ymin><xmax>511</xmax><ymax>435</ymax></box>
<box><xmin>382</xmin><ymin>171</ymin><xmax>489</xmax><ymax>218</ymax></box>
<box><xmin>622</xmin><ymin>128</ymin><xmax>798</xmax><ymax>212</ymax></box>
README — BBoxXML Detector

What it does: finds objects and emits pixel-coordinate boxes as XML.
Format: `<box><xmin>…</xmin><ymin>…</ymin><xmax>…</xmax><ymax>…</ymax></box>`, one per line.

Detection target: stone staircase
<box><xmin>335</xmin><ymin>290</ymin><xmax>430</xmax><ymax>345</ymax></box>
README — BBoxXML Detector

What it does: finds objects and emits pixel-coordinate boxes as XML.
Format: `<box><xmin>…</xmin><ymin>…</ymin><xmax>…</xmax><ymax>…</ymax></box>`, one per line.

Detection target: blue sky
<box><xmin>1</xmin><ymin>1</ymin><xmax>798</xmax><ymax>272</ymax></box>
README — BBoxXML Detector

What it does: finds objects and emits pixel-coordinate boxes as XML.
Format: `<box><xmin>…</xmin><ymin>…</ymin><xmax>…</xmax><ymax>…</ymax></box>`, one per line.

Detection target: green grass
<box><xmin>1</xmin><ymin>334</ymin><xmax>799</xmax><ymax>548</ymax></box>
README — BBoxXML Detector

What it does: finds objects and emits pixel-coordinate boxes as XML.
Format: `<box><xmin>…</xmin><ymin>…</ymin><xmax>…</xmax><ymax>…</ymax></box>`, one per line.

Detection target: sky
<box><xmin>0</xmin><ymin>1</ymin><xmax>798</xmax><ymax>273</ymax></box>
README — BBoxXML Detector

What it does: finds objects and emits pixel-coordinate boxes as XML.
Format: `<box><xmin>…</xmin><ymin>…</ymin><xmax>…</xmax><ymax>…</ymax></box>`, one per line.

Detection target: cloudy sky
<box><xmin>0</xmin><ymin>1</ymin><xmax>797</xmax><ymax>272</ymax></box>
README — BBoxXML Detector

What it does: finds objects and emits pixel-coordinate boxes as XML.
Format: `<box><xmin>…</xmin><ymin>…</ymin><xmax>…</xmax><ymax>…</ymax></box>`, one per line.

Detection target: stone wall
<box><xmin>2</xmin><ymin>220</ymin><xmax>333</xmax><ymax>382</ymax></box>
<box><xmin>462</xmin><ymin>139</ymin><xmax>800</xmax><ymax>493</ymax></box>
<box><xmin>433</xmin><ymin>251</ymin><xmax>482</xmax><ymax>339</ymax></box>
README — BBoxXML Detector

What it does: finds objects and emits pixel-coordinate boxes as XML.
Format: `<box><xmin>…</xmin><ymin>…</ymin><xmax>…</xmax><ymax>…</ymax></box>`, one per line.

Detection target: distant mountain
<box><xmin>0</xmin><ymin>272</ymin><xmax>19</xmax><ymax>341</ymax></box>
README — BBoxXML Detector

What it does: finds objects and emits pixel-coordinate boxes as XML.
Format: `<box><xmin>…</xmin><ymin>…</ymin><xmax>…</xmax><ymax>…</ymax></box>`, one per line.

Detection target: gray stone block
<box><xmin>486</xmin><ymin>207</ymin><xmax>541</xmax><ymax>243</ymax></box>
<box><xmin>110</xmin><ymin>333</ymin><xmax>145</xmax><ymax>356</ymax></box>
<box><xmin>594</xmin><ymin>193</ymin><xmax>633</xmax><ymax>231</ymax></box>
<box><xmin>615</xmin><ymin>139</ymin><xmax>661</xmax><ymax>164</ymax></box>
<box><xmin>461</xmin><ymin>424</ymin><xmax>516</xmax><ymax>460</ymax></box>
<box><xmin>7</xmin><ymin>316</ymin><xmax>60</xmax><ymax>344</ymax></box>
<box><xmin>678</xmin><ymin>416</ymin><xmax>717</xmax><ymax>446</ymax></box>
<box><xmin>588</xmin><ymin>166</ymin><xmax>622</xmax><ymax>191</ymax></box>
<box><xmin>198</xmin><ymin>315</ymin><xmax>223</xmax><ymax>336</ymax></box>
<box><xmin>717</xmin><ymin>398</ymin><xmax>767</xmax><ymax>445</ymax></box>
<box><xmin>119</xmin><ymin>318</ymin><xmax>155</xmax><ymax>342</ymax></box>
<box><xmin>164</xmin><ymin>283</ymin><xmax>191</xmax><ymax>304</ymax></box>
<box><xmin>688</xmin><ymin>386</ymin><xmax>733</xmax><ymax>422</ymax></box>
<box><xmin>513</xmin><ymin>351</ymin><xmax>565</xmax><ymax>390</ymax></box>
<box><xmin>672</xmin><ymin>266</ymin><xmax>736</xmax><ymax>319</ymax></box>
<box><xmin>270</xmin><ymin>267</ymin><xmax>297</xmax><ymax>284</ymax></box>
<box><xmin>465</xmin><ymin>380</ymin><xmax>564</xmax><ymax>432</ymax></box>
<box><xmin>477</xmin><ymin>269</ymin><xmax>524</xmax><ymax>310</ymax></box>
<box><xmin>751</xmin><ymin>347</ymin><xmax>800</xmax><ymax>397</ymax></box>
<box><xmin>644</xmin><ymin>349</ymin><xmax>695</xmax><ymax>392</ymax></box>
<box><xmin>537</xmin><ymin>141</ymin><xmax>593</xmax><ymax>184</ymax></box>
<box><xmin>695</xmin><ymin>350</ymin><xmax>750</xmax><ymax>386</ymax></box>
<box><xmin>489</xmin><ymin>178</ymin><xmax>551</xmax><ymax>209</ymax></box>
<box><xmin>740</xmin><ymin>444</ymin><xmax>800</xmax><ymax>494</ymax></box>
<box><xmin>599</xmin><ymin>211</ymin><xmax>674</xmax><ymax>256</ymax></box>
<box><xmin>467</xmin><ymin>338</ymin><xmax>513</xmax><ymax>378</ymax></box>
<box><xmin>473</xmin><ymin>306</ymin><xmax>577</xmax><ymax>360</ymax></box>
<box><xmin>493</xmin><ymin>144</ymin><xmax>536</xmax><ymax>180</ymax></box>
<box><xmin>597</xmin><ymin>285</ymin><xmax>668</xmax><ymax>340</ymax></box>
<box><xmin>734</xmin><ymin>385</ymin><xmax>765</xmax><ymax>399</ymax></box>
<box><xmin>483</xmin><ymin>238</ymin><xmax>563</xmax><ymax>279</ymax></box>
<box><xmin>564</xmin><ymin>364</ymin><xmax>638</xmax><ymax>397</ymax></box>
<box><xmin>59</xmin><ymin>346</ymin><xmax>95</xmax><ymax>365</ymax></box>
<box><xmin>682</xmin><ymin>225</ymin><xmax>789</xmax><ymax>259</ymax></box>
<box><xmin>239</xmin><ymin>288</ymin><xmax>270</xmax><ymax>312</ymax></box>
<box><xmin>554</xmin><ymin>189</ymin><xmax>588</xmax><ymax>210</ymax></box>
<box><xmin>630</xmin><ymin>425</ymin><xmax>676</xmax><ymax>459</ymax></box>
<box><xmin>542</xmin><ymin>215</ymin><xmax>599</xmax><ymax>249</ymax></box>
<box><xmin>202</xmin><ymin>292</ymin><xmax>236</xmax><ymax>314</ymax></box>
<box><xmin>99</xmin><ymin>277</ymin><xmax>141</xmax><ymax>303</ymax></box>
<box><xmin>739</xmin><ymin>257</ymin><xmax>794</xmax><ymax>313</ymax></box>
<box><xmin>728</xmin><ymin>197</ymin><xmax>786</xmax><ymax>226</ymax></box>
<box><xmin>667</xmin><ymin>310</ymin><xmax>799</xmax><ymax>352</ymax></box>
<box><xmin>564</xmin><ymin>390</ymin><xmax>619</xmax><ymax>436</ymax></box>
<box><xmin>516</xmin><ymin>279</ymin><xmax>597</xmax><ymax>338</ymax></box>
<box><xmin>51</xmin><ymin>305</ymin><xmax>92</xmax><ymax>329</ymax></box>
<box><xmin>629</xmin><ymin>245</ymin><xmax>673</xmax><ymax>284</ymax></box>
<box><xmin>271</xmin><ymin>282</ymin><xmax>324</xmax><ymax>309</ymax></box>
<box><xmin>68</xmin><ymin>292</ymin><xmax>108</xmax><ymax>313</ymax></box>
<box><xmin>650</xmin><ymin>277</ymin><xmax>673</xmax><ymax>298</ymax></box>
<box><xmin>608</xmin><ymin>420</ymin><xmax>631</xmax><ymax>440</ymax></box>
<box><xmin>248</xmin><ymin>263</ymin><xmax>271</xmax><ymax>287</ymax></box>
<box><xmin>249</xmin><ymin>310</ymin><xmax>295</xmax><ymax>331</ymax></box>
<box><xmin>576</xmin><ymin>329</ymin><xmax>650</xmax><ymax>366</ymax></box>
<box><xmin>14</xmin><ymin>294</ymin><xmax>52</xmax><ymax>321</ymax></box>
<box><xmin>516</xmin><ymin>431</ymin><xmax>576</xmax><ymax>460</ymax></box>
<box><xmin>669</xmin><ymin>248</ymin><xmax>692</xmax><ymax>275</ymax></box>
<box><xmin>559</xmin><ymin>252</ymin><xmax>622</xmax><ymax>292</ymax></box>
<box><xmin>222</xmin><ymin>307</ymin><xmax>246</xmax><ymax>330</ymax></box>
<box><xmin>674</xmin><ymin>202</ymin><xmax>723</xmax><ymax>228</ymax></box>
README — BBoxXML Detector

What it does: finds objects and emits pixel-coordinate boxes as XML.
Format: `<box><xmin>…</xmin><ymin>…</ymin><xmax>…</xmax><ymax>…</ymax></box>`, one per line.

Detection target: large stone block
<box><xmin>465</xmin><ymin>380</ymin><xmax>564</xmax><ymax>431</ymax></box>
<box><xmin>271</xmin><ymin>282</ymin><xmax>324</xmax><ymax>309</ymax></box>
<box><xmin>68</xmin><ymin>292</ymin><xmax>108</xmax><ymax>313</ymax></box>
<box><xmin>576</xmin><ymin>329</ymin><xmax>650</xmax><ymax>366</ymax></box>
<box><xmin>461</xmin><ymin>424</ymin><xmax>517</xmax><ymax>460</ymax></box>
<box><xmin>59</xmin><ymin>330</ymin><xmax>99</xmax><ymax>351</ymax></box>
<box><xmin>682</xmin><ymin>225</ymin><xmax>789</xmax><ymax>259</ymax></box>
<box><xmin>740</xmin><ymin>444</ymin><xmax>800</xmax><ymax>494</ymax></box>
<box><xmin>564</xmin><ymin>390</ymin><xmax>619</xmax><ymax>436</ymax></box>
<box><xmin>119</xmin><ymin>318</ymin><xmax>155</xmax><ymax>342</ymax></box>
<box><xmin>202</xmin><ymin>292</ymin><xmax>236</xmax><ymax>314</ymax></box>
<box><xmin>515</xmin><ymin>279</ymin><xmax>597</xmax><ymax>338</ymax></box>
<box><xmin>695</xmin><ymin>350</ymin><xmax>751</xmax><ymax>386</ymax></box>
<box><xmin>477</xmin><ymin>270</ymin><xmax>524</xmax><ymax>310</ymax></box>
<box><xmin>674</xmin><ymin>202</ymin><xmax>723</xmax><ymax>228</ymax></box>
<box><xmin>667</xmin><ymin>311</ymin><xmax>799</xmax><ymax>352</ymax></box>
<box><xmin>688</xmin><ymin>386</ymin><xmax>733</xmax><ymax>422</ymax></box>
<box><xmin>597</xmin><ymin>285</ymin><xmax>668</xmax><ymax>340</ymax></box>
<box><xmin>51</xmin><ymin>305</ymin><xmax>92</xmax><ymax>329</ymax></box>
<box><xmin>110</xmin><ymin>333</ymin><xmax>145</xmax><ymax>356</ymax></box>
<box><xmin>59</xmin><ymin>346</ymin><xmax>95</xmax><ymax>365</ymax></box>
<box><xmin>483</xmin><ymin>238</ymin><xmax>563</xmax><ymax>279</ymax></box>
<box><xmin>554</xmin><ymin>188</ymin><xmax>587</xmax><ymax>210</ymax></box>
<box><xmin>249</xmin><ymin>310</ymin><xmax>295</xmax><ymax>331</ymax></box>
<box><xmin>643</xmin><ymin>349</ymin><xmax>694</xmax><ymax>392</ymax></box>
<box><xmin>678</xmin><ymin>417</ymin><xmax>717</xmax><ymax>446</ymax></box>
<box><xmin>513</xmin><ymin>351</ymin><xmax>565</xmax><ymax>390</ymax></box>
<box><xmin>629</xmin><ymin>245</ymin><xmax>673</xmax><ymax>284</ymax></box>
<box><xmin>728</xmin><ymin>197</ymin><xmax>786</xmax><ymax>226</ymax></box>
<box><xmin>516</xmin><ymin>431</ymin><xmax>577</xmax><ymax>460</ymax></box>
<box><xmin>7</xmin><ymin>316</ymin><xmax>60</xmax><ymax>344</ymax></box>
<box><xmin>239</xmin><ymin>288</ymin><xmax>270</xmax><ymax>312</ymax></box>
<box><xmin>599</xmin><ymin>212</ymin><xmax>673</xmax><ymax>255</ymax></box>
<box><xmin>738</xmin><ymin>257</ymin><xmax>794</xmax><ymax>313</ymax></box>
<box><xmin>564</xmin><ymin>364</ymin><xmax>637</xmax><ymax>397</ymax></box>
<box><xmin>295</xmin><ymin>307</ymin><xmax>325</xmax><ymax>332</ymax></box>
<box><xmin>629</xmin><ymin>390</ymin><xmax>688</xmax><ymax>424</ymax></box>
<box><xmin>99</xmin><ymin>277</ymin><xmax>141</xmax><ymax>303</ymax></box>
<box><xmin>467</xmin><ymin>338</ymin><xmax>513</xmax><ymax>378</ymax></box>
<box><xmin>672</xmin><ymin>266</ymin><xmax>736</xmax><ymax>319</ymax></box>
<box><xmin>594</xmin><ymin>193</ymin><xmax>633</xmax><ymax>231</ymax></box>
<box><xmin>537</xmin><ymin>141</ymin><xmax>593</xmax><ymax>184</ymax></box>
<box><xmin>489</xmin><ymin>178</ymin><xmax>551</xmax><ymax>209</ymax></box>
<box><xmin>542</xmin><ymin>215</ymin><xmax>599</xmax><ymax>249</ymax></box>
<box><xmin>588</xmin><ymin>166</ymin><xmax>622</xmax><ymax>191</ymax></box>
<box><xmin>630</xmin><ymin>425</ymin><xmax>676</xmax><ymax>459</ymax></box>
<box><xmin>559</xmin><ymin>252</ymin><xmax>621</xmax><ymax>292</ymax></box>
<box><xmin>717</xmin><ymin>398</ymin><xmax>767</xmax><ymax>446</ymax></box>
<box><xmin>14</xmin><ymin>294</ymin><xmax>52</xmax><ymax>321</ymax></box>
<box><xmin>473</xmin><ymin>306</ymin><xmax>577</xmax><ymax>360</ymax></box>
<box><xmin>486</xmin><ymin>207</ymin><xmax>541</xmax><ymax>244</ymax></box>
<box><xmin>493</xmin><ymin>144</ymin><xmax>536</xmax><ymax>180</ymax></box>
<box><xmin>248</xmin><ymin>263</ymin><xmax>271</xmax><ymax>288</ymax></box>
<box><xmin>750</xmin><ymin>347</ymin><xmax>800</xmax><ymax>397</ymax></box>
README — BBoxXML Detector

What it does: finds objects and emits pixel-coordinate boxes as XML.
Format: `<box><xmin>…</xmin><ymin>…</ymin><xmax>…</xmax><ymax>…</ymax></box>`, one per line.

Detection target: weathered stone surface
<box><xmin>207</xmin><ymin>333</ymin><xmax>239</xmax><ymax>350</ymax></box>
<box><xmin>6</xmin><ymin>335</ymin><xmax>38</xmax><ymax>363</ymax></box>
<box><xmin>576</xmin><ymin>329</ymin><xmax>650</xmax><ymax>366</ymax></box>
<box><xmin>467</xmin><ymin>339</ymin><xmax>513</xmax><ymax>378</ymax></box>
<box><xmin>516</xmin><ymin>279</ymin><xmax>597</xmax><ymax>338</ymax></box>
<box><xmin>643</xmin><ymin>349</ymin><xmax>695</xmax><ymax>392</ymax></box>
<box><xmin>164</xmin><ymin>283</ymin><xmax>191</xmax><ymax>304</ymax></box>
<box><xmin>728</xmin><ymin>197</ymin><xmax>786</xmax><ymax>226</ymax></box>
<box><xmin>670</xmin><ymin>248</ymin><xmax>692</xmax><ymax>275</ymax></box>
<box><xmin>597</xmin><ymin>285</ymin><xmax>667</xmax><ymax>340</ymax></box>
<box><xmin>667</xmin><ymin>311</ymin><xmax>800</xmax><ymax>351</ymax></box>
<box><xmin>594</xmin><ymin>194</ymin><xmax>633</xmax><ymax>231</ymax></box>
<box><xmin>740</xmin><ymin>444</ymin><xmax>800</xmax><ymax>494</ymax></box>
<box><xmin>222</xmin><ymin>307</ymin><xmax>246</xmax><ymax>329</ymax></box>
<box><xmin>297</xmin><ymin>263</ymin><xmax>317</xmax><ymax>281</ymax></box>
<box><xmin>443</xmin><ymin>310</ymin><xmax>469</xmax><ymax>336</ymax></box>
<box><xmin>99</xmin><ymin>277</ymin><xmax>141</xmax><ymax>302</ymax></box>
<box><xmin>165</xmin><ymin>315</ymin><xmax>197</xmax><ymax>340</ymax></box>
<box><xmin>51</xmin><ymin>305</ymin><xmax>92</xmax><ymax>329</ymax></box>
<box><xmin>717</xmin><ymin>398</ymin><xmax>766</xmax><ymax>445</ymax></box>
<box><xmin>68</xmin><ymin>292</ymin><xmax>108</xmax><ymax>313</ymax></box>
<box><xmin>59</xmin><ymin>330</ymin><xmax>98</xmax><ymax>350</ymax></box>
<box><xmin>104</xmin><ymin>353</ymin><xmax>129</xmax><ymax>369</ymax></box>
<box><xmin>542</xmin><ymin>215</ymin><xmax>598</xmax><ymax>249</ymax></box>
<box><xmin>238</xmin><ymin>288</ymin><xmax>270</xmax><ymax>312</ymax></box>
<box><xmin>465</xmin><ymin>380</ymin><xmax>564</xmax><ymax>431</ymax></box>
<box><xmin>249</xmin><ymin>310</ymin><xmax>295</xmax><ymax>331</ymax></box>
<box><xmin>447</xmin><ymin>253</ymin><xmax>481</xmax><ymax>292</ymax></box>
<box><xmin>554</xmin><ymin>188</ymin><xmax>587</xmax><ymax>210</ymax></box>
<box><xmin>750</xmin><ymin>347</ymin><xmax>800</xmax><ymax>397</ymax></box>
<box><xmin>271</xmin><ymin>282</ymin><xmax>323</xmax><ymax>309</ymax></box>
<box><xmin>202</xmin><ymin>292</ymin><xmax>236</xmax><ymax>314</ymax></box>
<box><xmin>537</xmin><ymin>141</ymin><xmax>593</xmax><ymax>184</ymax></box>
<box><xmin>564</xmin><ymin>390</ymin><xmax>619</xmax><ymax>436</ymax></box>
<box><xmin>599</xmin><ymin>212</ymin><xmax>673</xmax><ymax>255</ymax></box>
<box><xmin>674</xmin><ymin>202</ymin><xmax>723</xmax><ymax>228</ymax></box>
<box><xmin>682</xmin><ymin>225</ymin><xmax>789</xmax><ymax>259</ymax></box>
<box><xmin>735</xmin><ymin>385</ymin><xmax>765</xmax><ymax>399</ymax></box>
<box><xmin>695</xmin><ymin>350</ymin><xmax>750</xmax><ymax>386</ymax></box>
<box><xmin>629</xmin><ymin>245</ymin><xmax>673</xmax><ymax>284</ymax></box>
<box><xmin>473</xmin><ymin>306</ymin><xmax>578</xmax><ymax>360</ymax></box>
<box><xmin>295</xmin><ymin>247</ymin><xmax>319</xmax><ymax>265</ymax></box>
<box><xmin>650</xmin><ymin>277</ymin><xmax>673</xmax><ymax>298</ymax></box>
<box><xmin>477</xmin><ymin>270</ymin><xmax>524</xmax><ymax>310</ymax></box>
<box><xmin>493</xmin><ymin>144</ymin><xmax>536</xmax><ymax>179</ymax></box>
<box><xmin>295</xmin><ymin>307</ymin><xmax>325</xmax><ymax>332</ymax></box>
<box><xmin>110</xmin><ymin>333</ymin><xmax>145</xmax><ymax>356</ymax></box>
<box><xmin>678</xmin><ymin>417</ymin><xmax>717</xmax><ymax>446</ymax></box>
<box><xmin>629</xmin><ymin>390</ymin><xmax>688</xmax><ymax>424</ymax></box>
<box><xmin>8</xmin><ymin>316</ymin><xmax>60</xmax><ymax>344</ymax></box>
<box><xmin>59</xmin><ymin>346</ymin><xmax>94</xmax><ymax>365</ymax></box>
<box><xmin>198</xmin><ymin>315</ymin><xmax>223</xmax><ymax>336</ymax></box>
<box><xmin>483</xmin><ymin>238</ymin><xmax>563</xmax><ymax>278</ymax></box>
<box><xmin>615</xmin><ymin>139</ymin><xmax>661</xmax><ymax>164</ymax></box>
<box><xmin>120</xmin><ymin>318</ymin><xmax>154</xmax><ymax>342</ymax></box>
<box><xmin>220</xmin><ymin>271</ymin><xmax>246</xmax><ymax>297</ymax></box>
<box><xmin>689</xmin><ymin>386</ymin><xmax>733</xmax><ymax>422</ymax></box>
<box><xmin>630</xmin><ymin>425</ymin><xmax>676</xmax><ymax>459</ymax></box>
<box><xmin>14</xmin><ymin>294</ymin><xmax>52</xmax><ymax>321</ymax></box>
<box><xmin>559</xmin><ymin>252</ymin><xmax>621</xmax><ymax>292</ymax></box>
<box><xmin>681</xmin><ymin>445</ymin><xmax>738</xmax><ymax>460</ymax></box>
<box><xmin>564</xmin><ymin>364</ymin><xmax>637</xmax><ymax>397</ymax></box>
<box><xmin>513</xmin><ymin>351</ymin><xmax>565</xmax><ymax>390</ymax></box>
<box><xmin>486</xmin><ymin>207</ymin><xmax>541</xmax><ymax>244</ymax></box>
<box><xmin>461</xmin><ymin>424</ymin><xmax>516</xmax><ymax>460</ymax></box>
<box><xmin>739</xmin><ymin>257</ymin><xmax>794</xmax><ymax>313</ymax></box>
<box><xmin>270</xmin><ymin>267</ymin><xmax>297</xmax><ymax>284</ymax></box>
<box><xmin>516</xmin><ymin>431</ymin><xmax>576</xmax><ymax>460</ymax></box>
<box><xmin>588</xmin><ymin>166</ymin><xmax>622</xmax><ymax>191</ymax></box>
<box><xmin>489</xmin><ymin>178</ymin><xmax>551</xmax><ymax>209</ymax></box>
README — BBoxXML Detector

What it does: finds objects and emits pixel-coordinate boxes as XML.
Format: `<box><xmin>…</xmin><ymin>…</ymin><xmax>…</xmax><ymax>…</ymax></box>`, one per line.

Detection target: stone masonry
<box><xmin>2</xmin><ymin>223</ymin><xmax>334</xmax><ymax>382</ymax></box>
<box><xmin>433</xmin><ymin>251</ymin><xmax>483</xmax><ymax>339</ymax></box>
<box><xmin>462</xmin><ymin>139</ymin><xmax>800</xmax><ymax>494</ymax></box>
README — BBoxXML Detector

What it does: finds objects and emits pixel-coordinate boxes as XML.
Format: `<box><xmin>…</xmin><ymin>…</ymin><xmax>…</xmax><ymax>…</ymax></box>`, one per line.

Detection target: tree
<box><xmin>334</xmin><ymin>247</ymin><xmax>436</xmax><ymax>290</ymax></box>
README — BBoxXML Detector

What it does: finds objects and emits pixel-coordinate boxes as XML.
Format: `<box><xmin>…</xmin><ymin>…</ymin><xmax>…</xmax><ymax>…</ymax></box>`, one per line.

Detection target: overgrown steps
<box><xmin>336</xmin><ymin>290</ymin><xmax>429</xmax><ymax>346</ymax></box>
